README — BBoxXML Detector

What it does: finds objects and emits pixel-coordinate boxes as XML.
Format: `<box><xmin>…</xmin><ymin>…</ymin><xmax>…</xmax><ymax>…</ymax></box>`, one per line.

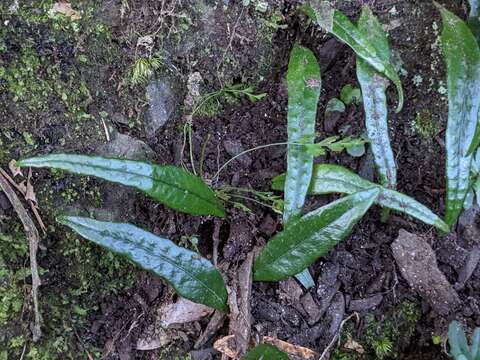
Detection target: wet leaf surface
<box><xmin>58</xmin><ymin>216</ymin><xmax>228</xmax><ymax>310</ymax></box>
<box><xmin>19</xmin><ymin>154</ymin><xmax>225</xmax><ymax>217</ymax></box>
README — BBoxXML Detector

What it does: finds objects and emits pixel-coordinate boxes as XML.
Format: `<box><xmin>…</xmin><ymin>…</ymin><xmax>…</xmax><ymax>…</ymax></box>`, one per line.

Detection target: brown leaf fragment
<box><xmin>213</xmin><ymin>335</ymin><xmax>238</xmax><ymax>359</ymax></box>
<box><xmin>159</xmin><ymin>298</ymin><xmax>213</xmax><ymax>328</ymax></box>
<box><xmin>51</xmin><ymin>1</ymin><xmax>82</xmax><ymax>20</ymax></box>
<box><xmin>343</xmin><ymin>335</ymin><xmax>365</xmax><ymax>354</ymax></box>
<box><xmin>9</xmin><ymin>159</ymin><xmax>23</xmax><ymax>178</ymax></box>
<box><xmin>25</xmin><ymin>168</ymin><xmax>38</xmax><ymax>205</ymax></box>
<box><xmin>262</xmin><ymin>336</ymin><xmax>318</xmax><ymax>360</ymax></box>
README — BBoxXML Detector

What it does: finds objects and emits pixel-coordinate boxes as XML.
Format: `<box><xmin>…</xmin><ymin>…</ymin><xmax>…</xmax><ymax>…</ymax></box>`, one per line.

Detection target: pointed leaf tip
<box><xmin>19</xmin><ymin>154</ymin><xmax>225</xmax><ymax>217</ymax></box>
<box><xmin>59</xmin><ymin>216</ymin><xmax>228</xmax><ymax>310</ymax></box>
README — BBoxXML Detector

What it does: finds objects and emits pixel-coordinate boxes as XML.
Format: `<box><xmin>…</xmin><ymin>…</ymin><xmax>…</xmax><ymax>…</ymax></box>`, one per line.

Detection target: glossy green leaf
<box><xmin>272</xmin><ymin>164</ymin><xmax>449</xmax><ymax>233</ymax></box>
<box><xmin>448</xmin><ymin>321</ymin><xmax>473</xmax><ymax>360</ymax></box>
<box><xmin>254</xmin><ymin>188</ymin><xmax>379</xmax><ymax>282</ymax></box>
<box><xmin>58</xmin><ymin>216</ymin><xmax>228</xmax><ymax>310</ymax></box>
<box><xmin>436</xmin><ymin>4</ymin><xmax>480</xmax><ymax>227</ymax></box>
<box><xmin>304</xmin><ymin>1</ymin><xmax>404</xmax><ymax>113</ymax></box>
<box><xmin>356</xmin><ymin>6</ymin><xmax>397</xmax><ymax>190</ymax></box>
<box><xmin>468</xmin><ymin>0</ymin><xmax>480</xmax><ymax>157</ymax></box>
<box><xmin>284</xmin><ymin>44</ymin><xmax>321</xmax><ymax>289</ymax></box>
<box><xmin>242</xmin><ymin>344</ymin><xmax>288</xmax><ymax>360</ymax></box>
<box><xmin>18</xmin><ymin>154</ymin><xmax>225</xmax><ymax>217</ymax></box>
<box><xmin>283</xmin><ymin>44</ymin><xmax>321</xmax><ymax>224</ymax></box>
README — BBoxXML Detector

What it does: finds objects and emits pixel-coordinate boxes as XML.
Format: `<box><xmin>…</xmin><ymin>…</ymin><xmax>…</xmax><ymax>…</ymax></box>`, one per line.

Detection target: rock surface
<box><xmin>145</xmin><ymin>79</ymin><xmax>177</xmax><ymax>137</ymax></box>
<box><xmin>391</xmin><ymin>229</ymin><xmax>460</xmax><ymax>315</ymax></box>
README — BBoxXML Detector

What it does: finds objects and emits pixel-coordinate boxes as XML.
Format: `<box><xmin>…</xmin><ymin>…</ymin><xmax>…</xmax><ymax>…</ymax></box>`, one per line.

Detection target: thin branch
<box><xmin>0</xmin><ymin>170</ymin><xmax>42</xmax><ymax>341</ymax></box>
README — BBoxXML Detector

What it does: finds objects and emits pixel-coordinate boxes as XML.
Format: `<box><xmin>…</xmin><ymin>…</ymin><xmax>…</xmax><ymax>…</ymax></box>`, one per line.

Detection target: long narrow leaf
<box><xmin>356</xmin><ymin>6</ymin><xmax>396</xmax><ymax>189</ymax></box>
<box><xmin>448</xmin><ymin>321</ymin><xmax>472</xmax><ymax>360</ymax></box>
<box><xmin>272</xmin><ymin>164</ymin><xmax>449</xmax><ymax>233</ymax></box>
<box><xmin>284</xmin><ymin>44</ymin><xmax>321</xmax><ymax>224</ymax></box>
<box><xmin>471</xmin><ymin>328</ymin><xmax>480</xmax><ymax>359</ymax></box>
<box><xmin>58</xmin><ymin>216</ymin><xmax>228</xmax><ymax>310</ymax></box>
<box><xmin>436</xmin><ymin>4</ymin><xmax>480</xmax><ymax>227</ymax></box>
<box><xmin>18</xmin><ymin>154</ymin><xmax>225</xmax><ymax>217</ymax></box>
<box><xmin>304</xmin><ymin>0</ymin><xmax>404</xmax><ymax>113</ymax></box>
<box><xmin>254</xmin><ymin>188</ymin><xmax>379</xmax><ymax>282</ymax></box>
<box><xmin>284</xmin><ymin>44</ymin><xmax>321</xmax><ymax>288</ymax></box>
<box><xmin>467</xmin><ymin>0</ymin><xmax>480</xmax><ymax>156</ymax></box>
<box><xmin>242</xmin><ymin>344</ymin><xmax>288</xmax><ymax>360</ymax></box>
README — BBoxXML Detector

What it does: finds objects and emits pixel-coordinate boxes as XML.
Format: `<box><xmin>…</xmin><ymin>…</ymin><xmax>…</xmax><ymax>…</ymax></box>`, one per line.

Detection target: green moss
<box><xmin>411</xmin><ymin>109</ymin><xmax>440</xmax><ymax>141</ymax></box>
<box><xmin>332</xmin><ymin>301</ymin><xmax>421</xmax><ymax>360</ymax></box>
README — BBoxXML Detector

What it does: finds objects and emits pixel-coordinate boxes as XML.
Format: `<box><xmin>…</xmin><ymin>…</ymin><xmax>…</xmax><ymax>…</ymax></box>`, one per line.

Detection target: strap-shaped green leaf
<box><xmin>472</xmin><ymin>328</ymin><xmax>480</xmax><ymax>359</ymax></box>
<box><xmin>18</xmin><ymin>154</ymin><xmax>225</xmax><ymax>217</ymax></box>
<box><xmin>272</xmin><ymin>164</ymin><xmax>449</xmax><ymax>233</ymax></box>
<box><xmin>254</xmin><ymin>188</ymin><xmax>379</xmax><ymax>282</ymax></box>
<box><xmin>467</xmin><ymin>0</ymin><xmax>480</xmax><ymax>156</ymax></box>
<box><xmin>304</xmin><ymin>1</ymin><xmax>404</xmax><ymax>113</ymax></box>
<box><xmin>58</xmin><ymin>216</ymin><xmax>228</xmax><ymax>310</ymax></box>
<box><xmin>284</xmin><ymin>44</ymin><xmax>321</xmax><ymax>224</ymax></box>
<box><xmin>284</xmin><ymin>44</ymin><xmax>321</xmax><ymax>289</ymax></box>
<box><xmin>448</xmin><ymin>321</ymin><xmax>473</xmax><ymax>360</ymax></box>
<box><xmin>356</xmin><ymin>6</ymin><xmax>397</xmax><ymax>190</ymax></box>
<box><xmin>242</xmin><ymin>344</ymin><xmax>288</xmax><ymax>360</ymax></box>
<box><xmin>436</xmin><ymin>4</ymin><xmax>480</xmax><ymax>227</ymax></box>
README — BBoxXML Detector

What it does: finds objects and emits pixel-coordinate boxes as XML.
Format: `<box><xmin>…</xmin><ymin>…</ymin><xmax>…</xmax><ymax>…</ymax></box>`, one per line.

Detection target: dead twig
<box><xmin>319</xmin><ymin>313</ymin><xmax>359</xmax><ymax>360</ymax></box>
<box><xmin>0</xmin><ymin>169</ymin><xmax>42</xmax><ymax>341</ymax></box>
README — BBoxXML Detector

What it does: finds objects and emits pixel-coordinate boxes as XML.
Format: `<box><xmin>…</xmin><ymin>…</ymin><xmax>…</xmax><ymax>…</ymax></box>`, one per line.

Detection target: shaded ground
<box><xmin>1</xmin><ymin>0</ymin><xmax>478</xmax><ymax>359</ymax></box>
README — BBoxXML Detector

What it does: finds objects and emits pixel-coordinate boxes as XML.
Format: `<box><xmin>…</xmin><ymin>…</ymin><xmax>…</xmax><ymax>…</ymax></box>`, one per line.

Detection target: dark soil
<box><xmin>1</xmin><ymin>0</ymin><xmax>479</xmax><ymax>359</ymax></box>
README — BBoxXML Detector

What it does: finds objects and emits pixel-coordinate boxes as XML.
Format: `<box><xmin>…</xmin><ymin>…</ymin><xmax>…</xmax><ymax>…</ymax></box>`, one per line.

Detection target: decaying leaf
<box><xmin>8</xmin><ymin>159</ymin><xmax>23</xmax><ymax>178</ymax></box>
<box><xmin>343</xmin><ymin>336</ymin><xmax>365</xmax><ymax>354</ymax></box>
<box><xmin>159</xmin><ymin>298</ymin><xmax>213</xmax><ymax>328</ymax></box>
<box><xmin>213</xmin><ymin>335</ymin><xmax>239</xmax><ymax>359</ymax></box>
<box><xmin>50</xmin><ymin>2</ymin><xmax>82</xmax><ymax>20</ymax></box>
<box><xmin>262</xmin><ymin>336</ymin><xmax>318</xmax><ymax>359</ymax></box>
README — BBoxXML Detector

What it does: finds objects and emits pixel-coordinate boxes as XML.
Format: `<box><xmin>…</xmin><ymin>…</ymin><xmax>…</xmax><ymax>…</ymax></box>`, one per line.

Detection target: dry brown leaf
<box><xmin>213</xmin><ymin>335</ymin><xmax>238</xmax><ymax>359</ymax></box>
<box><xmin>17</xmin><ymin>180</ymin><xmax>27</xmax><ymax>195</ymax></box>
<box><xmin>9</xmin><ymin>159</ymin><xmax>23</xmax><ymax>178</ymax></box>
<box><xmin>51</xmin><ymin>2</ymin><xmax>81</xmax><ymax>20</ymax></box>
<box><xmin>25</xmin><ymin>168</ymin><xmax>38</xmax><ymax>205</ymax></box>
<box><xmin>263</xmin><ymin>336</ymin><xmax>318</xmax><ymax>360</ymax></box>
<box><xmin>343</xmin><ymin>336</ymin><xmax>365</xmax><ymax>354</ymax></box>
<box><xmin>159</xmin><ymin>298</ymin><xmax>213</xmax><ymax>328</ymax></box>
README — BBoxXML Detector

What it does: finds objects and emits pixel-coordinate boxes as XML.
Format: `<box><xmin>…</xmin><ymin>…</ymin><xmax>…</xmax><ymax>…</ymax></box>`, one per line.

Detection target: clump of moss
<box><xmin>333</xmin><ymin>301</ymin><xmax>421</xmax><ymax>359</ymax></box>
<box><xmin>411</xmin><ymin>109</ymin><xmax>440</xmax><ymax>141</ymax></box>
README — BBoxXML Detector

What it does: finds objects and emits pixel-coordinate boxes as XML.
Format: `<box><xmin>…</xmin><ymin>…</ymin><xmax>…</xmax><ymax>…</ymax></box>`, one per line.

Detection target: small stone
<box><xmin>348</xmin><ymin>294</ymin><xmax>383</xmax><ymax>312</ymax></box>
<box><xmin>223</xmin><ymin>139</ymin><xmax>252</xmax><ymax>167</ymax></box>
<box><xmin>391</xmin><ymin>229</ymin><xmax>460</xmax><ymax>315</ymax></box>
<box><xmin>145</xmin><ymin>79</ymin><xmax>177</xmax><ymax>137</ymax></box>
<box><xmin>301</xmin><ymin>293</ymin><xmax>322</xmax><ymax>325</ymax></box>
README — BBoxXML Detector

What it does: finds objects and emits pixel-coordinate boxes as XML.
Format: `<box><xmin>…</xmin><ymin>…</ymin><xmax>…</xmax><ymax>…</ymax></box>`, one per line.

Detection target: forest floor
<box><xmin>0</xmin><ymin>0</ymin><xmax>477</xmax><ymax>359</ymax></box>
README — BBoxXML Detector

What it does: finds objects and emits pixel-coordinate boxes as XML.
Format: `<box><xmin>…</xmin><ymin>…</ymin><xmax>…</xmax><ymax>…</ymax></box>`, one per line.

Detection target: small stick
<box><xmin>0</xmin><ymin>170</ymin><xmax>42</xmax><ymax>341</ymax></box>
<box><xmin>319</xmin><ymin>312</ymin><xmax>359</xmax><ymax>360</ymax></box>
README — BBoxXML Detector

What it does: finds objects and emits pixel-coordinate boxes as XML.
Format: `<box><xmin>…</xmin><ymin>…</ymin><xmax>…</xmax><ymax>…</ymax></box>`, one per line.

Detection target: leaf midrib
<box><xmin>49</xmin><ymin>158</ymin><xmax>219</xmax><ymax>208</ymax></box>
